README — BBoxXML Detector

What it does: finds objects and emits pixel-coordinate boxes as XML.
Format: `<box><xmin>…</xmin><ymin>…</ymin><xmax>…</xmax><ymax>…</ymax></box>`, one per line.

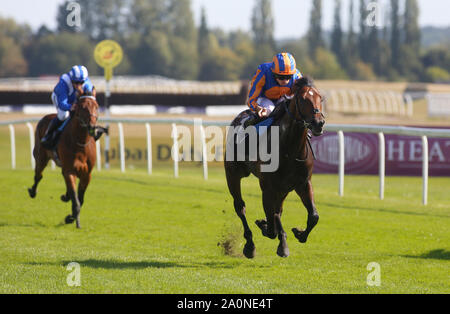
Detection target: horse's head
<box><xmin>75</xmin><ymin>92</ymin><xmax>99</xmax><ymax>137</ymax></box>
<box><xmin>290</xmin><ymin>77</ymin><xmax>325</xmax><ymax>136</ymax></box>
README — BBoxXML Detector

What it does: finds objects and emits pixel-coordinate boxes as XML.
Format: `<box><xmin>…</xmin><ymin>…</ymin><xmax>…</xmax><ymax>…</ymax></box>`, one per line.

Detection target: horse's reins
<box><xmin>75</xmin><ymin>96</ymin><xmax>101</xmax><ymax>146</ymax></box>
<box><xmin>283</xmin><ymin>86</ymin><xmax>324</xmax><ymax>161</ymax></box>
<box><xmin>284</xmin><ymin>86</ymin><xmax>324</xmax><ymax>128</ymax></box>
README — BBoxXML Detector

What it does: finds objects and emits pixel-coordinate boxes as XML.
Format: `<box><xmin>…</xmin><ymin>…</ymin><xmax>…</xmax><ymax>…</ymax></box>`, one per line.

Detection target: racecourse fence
<box><xmin>2</xmin><ymin>118</ymin><xmax>450</xmax><ymax>206</ymax></box>
<box><xmin>324</xmin><ymin>89</ymin><xmax>414</xmax><ymax>116</ymax></box>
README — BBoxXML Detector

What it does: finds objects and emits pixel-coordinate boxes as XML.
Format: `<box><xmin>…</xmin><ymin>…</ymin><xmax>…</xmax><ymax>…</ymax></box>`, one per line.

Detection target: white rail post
<box><xmin>26</xmin><ymin>122</ymin><xmax>35</xmax><ymax>169</ymax></box>
<box><xmin>96</xmin><ymin>139</ymin><xmax>101</xmax><ymax>171</ymax></box>
<box><xmin>9</xmin><ymin>124</ymin><xmax>16</xmax><ymax>170</ymax></box>
<box><xmin>378</xmin><ymin>132</ymin><xmax>385</xmax><ymax>200</ymax></box>
<box><xmin>405</xmin><ymin>94</ymin><xmax>414</xmax><ymax>117</ymax></box>
<box><xmin>51</xmin><ymin>160</ymin><xmax>56</xmax><ymax>170</ymax></box>
<box><xmin>171</xmin><ymin>123</ymin><xmax>179</xmax><ymax>178</ymax></box>
<box><xmin>118</xmin><ymin>122</ymin><xmax>125</xmax><ymax>173</ymax></box>
<box><xmin>104</xmin><ymin>80</ymin><xmax>111</xmax><ymax>169</ymax></box>
<box><xmin>145</xmin><ymin>123</ymin><xmax>152</xmax><ymax>175</ymax></box>
<box><xmin>199</xmin><ymin>121</ymin><xmax>208</xmax><ymax>180</ymax></box>
<box><xmin>422</xmin><ymin>136</ymin><xmax>429</xmax><ymax>205</ymax></box>
<box><xmin>338</xmin><ymin>131</ymin><xmax>345</xmax><ymax>197</ymax></box>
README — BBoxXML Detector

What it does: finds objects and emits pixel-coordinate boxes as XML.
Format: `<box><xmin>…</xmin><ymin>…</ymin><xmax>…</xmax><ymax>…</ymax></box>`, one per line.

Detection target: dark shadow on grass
<box><xmin>401</xmin><ymin>249</ymin><xmax>450</xmax><ymax>261</ymax></box>
<box><xmin>27</xmin><ymin>259</ymin><xmax>245</xmax><ymax>270</ymax></box>
<box><xmin>0</xmin><ymin>221</ymin><xmax>48</xmax><ymax>228</ymax></box>
<box><xmin>319</xmin><ymin>201</ymin><xmax>450</xmax><ymax>219</ymax></box>
<box><xmin>71</xmin><ymin>259</ymin><xmax>190</xmax><ymax>269</ymax></box>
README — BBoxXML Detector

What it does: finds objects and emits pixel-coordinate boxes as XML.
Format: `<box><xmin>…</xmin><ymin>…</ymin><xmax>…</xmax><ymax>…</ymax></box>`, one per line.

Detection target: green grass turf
<box><xmin>0</xmin><ymin>127</ymin><xmax>449</xmax><ymax>294</ymax></box>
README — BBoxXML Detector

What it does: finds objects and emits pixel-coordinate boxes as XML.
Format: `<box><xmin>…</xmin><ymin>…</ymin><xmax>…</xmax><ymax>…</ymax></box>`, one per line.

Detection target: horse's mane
<box><xmin>294</xmin><ymin>76</ymin><xmax>315</xmax><ymax>90</ymax></box>
<box><xmin>268</xmin><ymin>76</ymin><xmax>315</xmax><ymax>121</ymax></box>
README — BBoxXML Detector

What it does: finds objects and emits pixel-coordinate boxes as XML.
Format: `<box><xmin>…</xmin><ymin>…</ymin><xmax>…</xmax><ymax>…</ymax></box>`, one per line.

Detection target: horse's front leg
<box><xmin>78</xmin><ymin>172</ymin><xmax>91</xmax><ymax>208</ymax></box>
<box><xmin>257</xmin><ymin>191</ymin><xmax>289</xmax><ymax>257</ymax></box>
<box><xmin>63</xmin><ymin>171</ymin><xmax>81</xmax><ymax>228</ymax></box>
<box><xmin>292</xmin><ymin>180</ymin><xmax>319</xmax><ymax>243</ymax></box>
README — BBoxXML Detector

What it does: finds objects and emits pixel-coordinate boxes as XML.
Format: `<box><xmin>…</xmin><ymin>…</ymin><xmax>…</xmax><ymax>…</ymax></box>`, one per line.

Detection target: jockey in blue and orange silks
<box><xmin>247</xmin><ymin>52</ymin><xmax>303</xmax><ymax>119</ymax></box>
<box><xmin>41</xmin><ymin>65</ymin><xmax>95</xmax><ymax>149</ymax></box>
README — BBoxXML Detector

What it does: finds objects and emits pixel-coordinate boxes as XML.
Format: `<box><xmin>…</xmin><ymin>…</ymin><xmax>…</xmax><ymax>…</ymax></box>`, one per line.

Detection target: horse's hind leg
<box><xmin>63</xmin><ymin>171</ymin><xmax>81</xmax><ymax>229</ymax></box>
<box><xmin>225</xmin><ymin>170</ymin><xmax>255</xmax><ymax>259</ymax></box>
<box><xmin>28</xmin><ymin>149</ymin><xmax>50</xmax><ymax>198</ymax></box>
<box><xmin>292</xmin><ymin>180</ymin><xmax>319</xmax><ymax>243</ymax></box>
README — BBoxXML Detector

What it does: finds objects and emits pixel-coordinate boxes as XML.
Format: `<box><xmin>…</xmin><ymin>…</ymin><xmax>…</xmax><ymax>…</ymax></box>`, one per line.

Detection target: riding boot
<box><xmin>243</xmin><ymin>113</ymin><xmax>263</xmax><ymax>128</ymax></box>
<box><xmin>41</xmin><ymin>117</ymin><xmax>63</xmax><ymax>149</ymax></box>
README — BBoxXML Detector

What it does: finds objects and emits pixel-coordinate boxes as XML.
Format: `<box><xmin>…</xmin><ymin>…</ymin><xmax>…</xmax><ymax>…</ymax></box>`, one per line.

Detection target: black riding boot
<box><xmin>243</xmin><ymin>113</ymin><xmax>263</xmax><ymax>128</ymax></box>
<box><xmin>41</xmin><ymin>118</ymin><xmax>63</xmax><ymax>149</ymax></box>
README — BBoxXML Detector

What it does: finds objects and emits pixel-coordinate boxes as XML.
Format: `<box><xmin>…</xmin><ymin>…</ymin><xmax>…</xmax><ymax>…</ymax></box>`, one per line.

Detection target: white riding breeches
<box><xmin>51</xmin><ymin>92</ymin><xmax>70</xmax><ymax>121</ymax></box>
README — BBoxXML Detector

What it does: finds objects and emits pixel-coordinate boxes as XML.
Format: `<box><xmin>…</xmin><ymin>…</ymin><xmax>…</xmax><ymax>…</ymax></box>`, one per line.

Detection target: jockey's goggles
<box><xmin>274</xmin><ymin>74</ymin><xmax>293</xmax><ymax>81</ymax></box>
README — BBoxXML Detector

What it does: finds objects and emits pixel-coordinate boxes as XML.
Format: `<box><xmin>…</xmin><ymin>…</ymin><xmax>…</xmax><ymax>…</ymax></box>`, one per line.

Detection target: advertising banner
<box><xmin>311</xmin><ymin>130</ymin><xmax>450</xmax><ymax>176</ymax></box>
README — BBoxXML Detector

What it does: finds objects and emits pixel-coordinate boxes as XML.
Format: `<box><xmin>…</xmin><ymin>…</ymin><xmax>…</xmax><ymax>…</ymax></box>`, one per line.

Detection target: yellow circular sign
<box><xmin>94</xmin><ymin>40</ymin><xmax>123</xmax><ymax>69</ymax></box>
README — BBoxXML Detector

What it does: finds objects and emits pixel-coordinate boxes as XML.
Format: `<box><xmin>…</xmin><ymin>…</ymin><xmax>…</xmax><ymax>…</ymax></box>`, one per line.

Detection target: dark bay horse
<box><xmin>28</xmin><ymin>95</ymin><xmax>99</xmax><ymax>229</ymax></box>
<box><xmin>224</xmin><ymin>77</ymin><xmax>325</xmax><ymax>258</ymax></box>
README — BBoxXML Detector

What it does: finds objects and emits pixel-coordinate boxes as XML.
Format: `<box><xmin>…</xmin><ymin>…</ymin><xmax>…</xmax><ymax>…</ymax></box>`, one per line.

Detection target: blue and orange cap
<box><xmin>271</xmin><ymin>52</ymin><xmax>297</xmax><ymax>75</ymax></box>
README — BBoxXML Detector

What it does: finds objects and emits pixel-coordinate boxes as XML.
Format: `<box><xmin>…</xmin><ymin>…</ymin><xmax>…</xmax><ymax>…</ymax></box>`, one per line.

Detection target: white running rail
<box><xmin>2</xmin><ymin>118</ymin><xmax>450</xmax><ymax>206</ymax></box>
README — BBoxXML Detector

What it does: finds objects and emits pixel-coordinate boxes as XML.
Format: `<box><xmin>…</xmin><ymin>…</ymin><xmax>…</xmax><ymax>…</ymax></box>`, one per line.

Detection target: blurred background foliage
<box><xmin>0</xmin><ymin>0</ymin><xmax>449</xmax><ymax>83</ymax></box>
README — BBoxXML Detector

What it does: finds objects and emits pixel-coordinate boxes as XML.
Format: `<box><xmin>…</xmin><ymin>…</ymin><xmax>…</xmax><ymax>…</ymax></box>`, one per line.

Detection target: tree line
<box><xmin>0</xmin><ymin>0</ymin><xmax>448</xmax><ymax>83</ymax></box>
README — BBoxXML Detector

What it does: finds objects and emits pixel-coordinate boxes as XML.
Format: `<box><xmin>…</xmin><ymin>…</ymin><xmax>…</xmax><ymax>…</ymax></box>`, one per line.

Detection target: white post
<box><xmin>422</xmin><ymin>136</ymin><xmax>429</xmax><ymax>206</ymax></box>
<box><xmin>338</xmin><ymin>131</ymin><xmax>345</xmax><ymax>197</ymax></box>
<box><xmin>171</xmin><ymin>123</ymin><xmax>179</xmax><ymax>178</ymax></box>
<box><xmin>26</xmin><ymin>122</ymin><xmax>35</xmax><ymax>169</ymax></box>
<box><xmin>96</xmin><ymin>139</ymin><xmax>101</xmax><ymax>171</ymax></box>
<box><xmin>405</xmin><ymin>94</ymin><xmax>414</xmax><ymax>117</ymax></box>
<box><xmin>145</xmin><ymin>123</ymin><xmax>152</xmax><ymax>175</ymax></box>
<box><xmin>104</xmin><ymin>80</ymin><xmax>111</xmax><ymax>169</ymax></box>
<box><xmin>378</xmin><ymin>132</ymin><xmax>385</xmax><ymax>200</ymax></box>
<box><xmin>118</xmin><ymin>122</ymin><xmax>125</xmax><ymax>173</ymax></box>
<box><xmin>9</xmin><ymin>124</ymin><xmax>16</xmax><ymax>170</ymax></box>
<box><xmin>200</xmin><ymin>122</ymin><xmax>208</xmax><ymax>180</ymax></box>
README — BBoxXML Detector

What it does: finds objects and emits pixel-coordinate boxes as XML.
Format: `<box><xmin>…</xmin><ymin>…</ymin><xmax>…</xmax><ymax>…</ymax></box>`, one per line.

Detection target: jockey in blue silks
<box><xmin>41</xmin><ymin>65</ymin><xmax>95</xmax><ymax>149</ymax></box>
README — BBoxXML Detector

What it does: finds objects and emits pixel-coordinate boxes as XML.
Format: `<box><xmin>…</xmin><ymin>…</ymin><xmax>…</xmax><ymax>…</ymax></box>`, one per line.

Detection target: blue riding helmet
<box><xmin>69</xmin><ymin>65</ymin><xmax>89</xmax><ymax>83</ymax></box>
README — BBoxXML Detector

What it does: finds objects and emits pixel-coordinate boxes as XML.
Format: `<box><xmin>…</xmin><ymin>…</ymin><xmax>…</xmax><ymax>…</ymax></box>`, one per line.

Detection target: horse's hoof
<box><xmin>61</xmin><ymin>194</ymin><xmax>70</xmax><ymax>202</ymax></box>
<box><xmin>292</xmin><ymin>228</ymin><xmax>308</xmax><ymax>243</ymax></box>
<box><xmin>243</xmin><ymin>242</ymin><xmax>255</xmax><ymax>259</ymax></box>
<box><xmin>277</xmin><ymin>245</ymin><xmax>290</xmax><ymax>258</ymax></box>
<box><xmin>65</xmin><ymin>215</ymin><xmax>75</xmax><ymax>224</ymax></box>
<box><xmin>255</xmin><ymin>220</ymin><xmax>268</xmax><ymax>236</ymax></box>
<box><xmin>28</xmin><ymin>188</ymin><xmax>36</xmax><ymax>199</ymax></box>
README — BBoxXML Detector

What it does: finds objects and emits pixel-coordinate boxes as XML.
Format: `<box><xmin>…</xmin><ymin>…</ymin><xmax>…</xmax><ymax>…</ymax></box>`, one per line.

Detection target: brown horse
<box><xmin>28</xmin><ymin>94</ymin><xmax>99</xmax><ymax>229</ymax></box>
<box><xmin>224</xmin><ymin>77</ymin><xmax>325</xmax><ymax>258</ymax></box>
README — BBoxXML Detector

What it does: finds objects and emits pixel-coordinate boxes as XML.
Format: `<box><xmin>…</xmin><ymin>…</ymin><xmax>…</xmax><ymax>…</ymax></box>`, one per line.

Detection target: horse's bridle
<box><xmin>77</xmin><ymin>96</ymin><xmax>99</xmax><ymax>137</ymax></box>
<box><xmin>284</xmin><ymin>86</ymin><xmax>325</xmax><ymax>129</ymax></box>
